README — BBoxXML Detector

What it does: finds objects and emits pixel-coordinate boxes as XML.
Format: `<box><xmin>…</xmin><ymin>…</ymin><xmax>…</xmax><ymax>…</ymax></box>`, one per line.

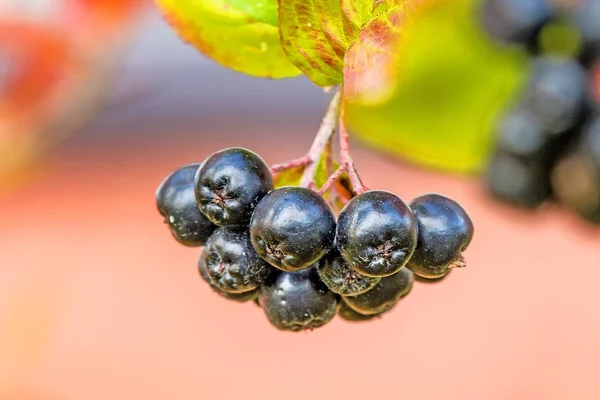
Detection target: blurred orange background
<box><xmin>2</xmin><ymin>2</ymin><xmax>600</xmax><ymax>400</ymax></box>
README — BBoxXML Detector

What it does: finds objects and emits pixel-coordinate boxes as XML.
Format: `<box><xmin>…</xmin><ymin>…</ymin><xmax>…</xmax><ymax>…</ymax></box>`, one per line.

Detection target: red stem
<box><xmin>317</xmin><ymin>165</ymin><xmax>346</xmax><ymax>195</ymax></box>
<box><xmin>270</xmin><ymin>155</ymin><xmax>311</xmax><ymax>174</ymax></box>
<box><xmin>338</xmin><ymin>109</ymin><xmax>369</xmax><ymax>195</ymax></box>
<box><xmin>298</xmin><ymin>89</ymin><xmax>343</xmax><ymax>188</ymax></box>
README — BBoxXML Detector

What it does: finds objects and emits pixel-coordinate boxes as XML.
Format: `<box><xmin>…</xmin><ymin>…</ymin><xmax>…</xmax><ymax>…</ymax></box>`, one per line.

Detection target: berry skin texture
<box><xmin>343</xmin><ymin>267</ymin><xmax>413</xmax><ymax>316</ymax></box>
<box><xmin>198</xmin><ymin>255</ymin><xmax>261</xmax><ymax>302</ymax></box>
<box><xmin>337</xmin><ymin>301</ymin><xmax>386</xmax><ymax>322</ymax></box>
<box><xmin>201</xmin><ymin>226</ymin><xmax>271</xmax><ymax>293</ymax></box>
<box><xmin>317</xmin><ymin>251</ymin><xmax>380</xmax><ymax>296</ymax></box>
<box><xmin>194</xmin><ymin>147</ymin><xmax>273</xmax><ymax>226</ymax></box>
<box><xmin>407</xmin><ymin>194</ymin><xmax>474</xmax><ymax>280</ymax></box>
<box><xmin>258</xmin><ymin>267</ymin><xmax>339</xmax><ymax>332</ymax></box>
<box><xmin>156</xmin><ymin>163</ymin><xmax>217</xmax><ymax>247</ymax></box>
<box><xmin>335</xmin><ymin>190</ymin><xmax>418</xmax><ymax>278</ymax></box>
<box><xmin>250</xmin><ymin>186</ymin><xmax>336</xmax><ymax>272</ymax></box>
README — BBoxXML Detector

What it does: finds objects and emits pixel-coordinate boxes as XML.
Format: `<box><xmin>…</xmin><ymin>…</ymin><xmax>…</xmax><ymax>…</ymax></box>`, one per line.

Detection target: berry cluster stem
<box><xmin>338</xmin><ymin>108</ymin><xmax>370</xmax><ymax>195</ymax></box>
<box><xmin>299</xmin><ymin>89</ymin><xmax>343</xmax><ymax>189</ymax></box>
<box><xmin>269</xmin><ymin>89</ymin><xmax>342</xmax><ymax>184</ymax></box>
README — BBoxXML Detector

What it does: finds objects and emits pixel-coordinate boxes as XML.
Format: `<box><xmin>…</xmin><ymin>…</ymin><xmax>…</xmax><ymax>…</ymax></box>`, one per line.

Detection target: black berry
<box><xmin>407</xmin><ymin>194</ymin><xmax>474</xmax><ymax>280</ymax></box>
<box><xmin>337</xmin><ymin>301</ymin><xmax>387</xmax><ymax>322</ymax></box>
<box><xmin>522</xmin><ymin>56</ymin><xmax>589</xmax><ymax>135</ymax></box>
<box><xmin>156</xmin><ymin>163</ymin><xmax>217</xmax><ymax>247</ymax></box>
<box><xmin>343</xmin><ymin>267</ymin><xmax>413</xmax><ymax>316</ymax></box>
<box><xmin>194</xmin><ymin>147</ymin><xmax>273</xmax><ymax>226</ymax></box>
<box><xmin>317</xmin><ymin>250</ymin><xmax>380</xmax><ymax>296</ymax></box>
<box><xmin>335</xmin><ymin>190</ymin><xmax>417</xmax><ymax>277</ymax></box>
<box><xmin>551</xmin><ymin>114</ymin><xmax>600</xmax><ymax>224</ymax></box>
<box><xmin>201</xmin><ymin>226</ymin><xmax>271</xmax><ymax>293</ymax></box>
<box><xmin>199</xmin><ymin>254</ymin><xmax>261</xmax><ymax>302</ymax></box>
<box><xmin>494</xmin><ymin>107</ymin><xmax>548</xmax><ymax>157</ymax></box>
<box><xmin>258</xmin><ymin>267</ymin><xmax>339</xmax><ymax>332</ymax></box>
<box><xmin>581</xmin><ymin>113</ymin><xmax>600</xmax><ymax>171</ymax></box>
<box><xmin>486</xmin><ymin>151</ymin><xmax>552</xmax><ymax>208</ymax></box>
<box><xmin>413</xmin><ymin>270</ymin><xmax>452</xmax><ymax>284</ymax></box>
<box><xmin>571</xmin><ymin>0</ymin><xmax>600</xmax><ymax>66</ymax></box>
<box><xmin>480</xmin><ymin>0</ymin><xmax>554</xmax><ymax>48</ymax></box>
<box><xmin>250</xmin><ymin>186</ymin><xmax>336</xmax><ymax>272</ymax></box>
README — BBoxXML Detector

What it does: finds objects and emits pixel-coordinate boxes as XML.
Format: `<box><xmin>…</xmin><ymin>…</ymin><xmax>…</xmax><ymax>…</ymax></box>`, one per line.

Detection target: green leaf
<box><xmin>277</xmin><ymin>0</ymin><xmax>403</xmax><ymax>86</ymax></box>
<box><xmin>273</xmin><ymin>156</ymin><xmax>353</xmax><ymax>212</ymax></box>
<box><xmin>156</xmin><ymin>0</ymin><xmax>301</xmax><ymax>79</ymax></box>
<box><xmin>343</xmin><ymin>0</ymin><xmax>528</xmax><ymax>173</ymax></box>
<box><xmin>273</xmin><ymin>165</ymin><xmax>305</xmax><ymax>188</ymax></box>
<box><xmin>273</xmin><ymin>157</ymin><xmax>333</xmax><ymax>189</ymax></box>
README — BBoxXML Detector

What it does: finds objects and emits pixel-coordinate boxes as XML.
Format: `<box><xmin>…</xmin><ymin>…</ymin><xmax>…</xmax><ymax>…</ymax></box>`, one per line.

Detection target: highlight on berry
<box><xmin>154</xmin><ymin>89</ymin><xmax>474</xmax><ymax>332</ymax></box>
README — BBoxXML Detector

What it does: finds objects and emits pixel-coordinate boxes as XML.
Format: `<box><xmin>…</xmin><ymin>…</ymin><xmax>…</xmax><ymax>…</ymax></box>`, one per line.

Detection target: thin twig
<box><xmin>338</xmin><ymin>108</ymin><xmax>369</xmax><ymax>195</ymax></box>
<box><xmin>298</xmin><ymin>89</ymin><xmax>343</xmax><ymax>188</ymax></box>
<box><xmin>322</xmin><ymin>136</ymin><xmax>339</xmax><ymax>209</ymax></box>
<box><xmin>270</xmin><ymin>155</ymin><xmax>311</xmax><ymax>175</ymax></box>
<box><xmin>317</xmin><ymin>164</ymin><xmax>346</xmax><ymax>195</ymax></box>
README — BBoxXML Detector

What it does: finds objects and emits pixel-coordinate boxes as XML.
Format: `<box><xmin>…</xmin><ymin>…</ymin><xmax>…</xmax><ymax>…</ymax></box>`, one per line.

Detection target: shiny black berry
<box><xmin>198</xmin><ymin>254</ymin><xmax>260</xmax><ymax>302</ymax></box>
<box><xmin>156</xmin><ymin>163</ymin><xmax>217</xmax><ymax>247</ymax></box>
<box><xmin>258</xmin><ymin>267</ymin><xmax>339</xmax><ymax>332</ymax></box>
<box><xmin>337</xmin><ymin>301</ymin><xmax>387</xmax><ymax>323</ymax></box>
<box><xmin>201</xmin><ymin>226</ymin><xmax>271</xmax><ymax>293</ymax></box>
<box><xmin>480</xmin><ymin>0</ymin><xmax>554</xmax><ymax>48</ymax></box>
<box><xmin>194</xmin><ymin>147</ymin><xmax>273</xmax><ymax>226</ymax></box>
<box><xmin>407</xmin><ymin>194</ymin><xmax>474</xmax><ymax>280</ymax></box>
<box><xmin>250</xmin><ymin>187</ymin><xmax>336</xmax><ymax>272</ymax></box>
<box><xmin>317</xmin><ymin>251</ymin><xmax>380</xmax><ymax>296</ymax></box>
<box><xmin>342</xmin><ymin>267</ymin><xmax>413</xmax><ymax>316</ymax></box>
<box><xmin>335</xmin><ymin>190</ymin><xmax>417</xmax><ymax>278</ymax></box>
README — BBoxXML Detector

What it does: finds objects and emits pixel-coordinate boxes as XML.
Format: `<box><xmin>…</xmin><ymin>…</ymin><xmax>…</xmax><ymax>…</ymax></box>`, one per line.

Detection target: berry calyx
<box><xmin>342</xmin><ymin>267</ymin><xmax>413</xmax><ymax>316</ymax></box>
<box><xmin>155</xmin><ymin>163</ymin><xmax>217</xmax><ymax>247</ymax></box>
<box><xmin>258</xmin><ymin>267</ymin><xmax>339</xmax><ymax>332</ymax></box>
<box><xmin>407</xmin><ymin>194</ymin><xmax>474</xmax><ymax>280</ymax></box>
<box><xmin>194</xmin><ymin>147</ymin><xmax>273</xmax><ymax>226</ymax></box>
<box><xmin>201</xmin><ymin>226</ymin><xmax>271</xmax><ymax>293</ymax></box>
<box><xmin>335</xmin><ymin>190</ymin><xmax>418</xmax><ymax>277</ymax></box>
<box><xmin>198</xmin><ymin>255</ymin><xmax>261</xmax><ymax>302</ymax></box>
<box><xmin>317</xmin><ymin>250</ymin><xmax>380</xmax><ymax>296</ymax></box>
<box><xmin>250</xmin><ymin>186</ymin><xmax>336</xmax><ymax>272</ymax></box>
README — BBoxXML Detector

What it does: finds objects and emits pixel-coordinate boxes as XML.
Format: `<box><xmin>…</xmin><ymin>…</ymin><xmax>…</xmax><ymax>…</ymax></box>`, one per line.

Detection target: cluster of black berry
<box><xmin>156</xmin><ymin>147</ymin><xmax>474</xmax><ymax>332</ymax></box>
<box><xmin>481</xmin><ymin>0</ymin><xmax>600</xmax><ymax>224</ymax></box>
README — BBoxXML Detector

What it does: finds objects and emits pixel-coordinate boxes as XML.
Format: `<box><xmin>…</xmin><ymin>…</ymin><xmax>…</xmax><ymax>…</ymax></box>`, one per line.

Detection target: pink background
<box><xmin>2</xmin><ymin>6</ymin><xmax>600</xmax><ymax>400</ymax></box>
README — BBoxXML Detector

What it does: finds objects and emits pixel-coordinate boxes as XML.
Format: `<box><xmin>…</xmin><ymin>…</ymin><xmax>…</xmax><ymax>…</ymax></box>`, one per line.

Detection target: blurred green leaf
<box><xmin>343</xmin><ymin>3</ymin><xmax>418</xmax><ymax>105</ymax></box>
<box><xmin>156</xmin><ymin>0</ymin><xmax>301</xmax><ymax>78</ymax></box>
<box><xmin>344</xmin><ymin>0</ymin><xmax>529</xmax><ymax>173</ymax></box>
